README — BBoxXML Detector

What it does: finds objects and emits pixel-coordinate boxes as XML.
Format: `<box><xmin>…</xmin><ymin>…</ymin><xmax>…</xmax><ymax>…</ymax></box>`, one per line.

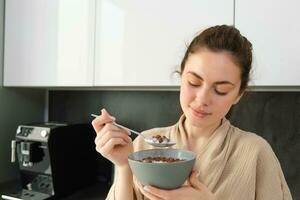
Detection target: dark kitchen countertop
<box><xmin>0</xmin><ymin>180</ymin><xmax>110</xmax><ymax>200</ymax></box>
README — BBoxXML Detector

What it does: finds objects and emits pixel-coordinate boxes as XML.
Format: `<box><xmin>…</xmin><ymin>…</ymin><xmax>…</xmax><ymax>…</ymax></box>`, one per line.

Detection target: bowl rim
<box><xmin>128</xmin><ymin>148</ymin><xmax>197</xmax><ymax>164</ymax></box>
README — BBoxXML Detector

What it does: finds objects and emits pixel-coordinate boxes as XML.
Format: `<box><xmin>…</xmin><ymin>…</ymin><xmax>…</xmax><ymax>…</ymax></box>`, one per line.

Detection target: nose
<box><xmin>195</xmin><ymin>86</ymin><xmax>211</xmax><ymax>106</ymax></box>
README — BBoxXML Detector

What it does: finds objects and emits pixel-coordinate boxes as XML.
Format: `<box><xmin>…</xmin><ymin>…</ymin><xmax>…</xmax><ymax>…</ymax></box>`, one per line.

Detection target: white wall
<box><xmin>0</xmin><ymin>0</ymin><xmax>46</xmax><ymax>184</ymax></box>
<box><xmin>0</xmin><ymin>0</ymin><xmax>3</xmax><ymax>86</ymax></box>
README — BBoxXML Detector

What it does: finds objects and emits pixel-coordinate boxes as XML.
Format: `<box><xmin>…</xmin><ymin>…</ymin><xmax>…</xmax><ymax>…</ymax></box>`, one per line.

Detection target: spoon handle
<box><xmin>111</xmin><ymin>122</ymin><xmax>143</xmax><ymax>137</ymax></box>
<box><xmin>91</xmin><ymin>114</ymin><xmax>143</xmax><ymax>138</ymax></box>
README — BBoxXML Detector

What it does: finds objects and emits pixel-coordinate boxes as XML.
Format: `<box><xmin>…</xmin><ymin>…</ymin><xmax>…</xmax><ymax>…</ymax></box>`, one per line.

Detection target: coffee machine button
<box><xmin>17</xmin><ymin>126</ymin><xmax>22</xmax><ymax>134</ymax></box>
<box><xmin>40</xmin><ymin>130</ymin><xmax>48</xmax><ymax>137</ymax></box>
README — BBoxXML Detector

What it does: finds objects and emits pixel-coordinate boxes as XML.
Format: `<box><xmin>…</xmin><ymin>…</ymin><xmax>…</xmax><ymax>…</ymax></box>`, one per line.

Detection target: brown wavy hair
<box><xmin>179</xmin><ymin>25</ymin><xmax>253</xmax><ymax>93</ymax></box>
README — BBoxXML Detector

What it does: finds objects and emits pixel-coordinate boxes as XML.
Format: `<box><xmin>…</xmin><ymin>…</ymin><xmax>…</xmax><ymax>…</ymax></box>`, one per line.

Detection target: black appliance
<box><xmin>1</xmin><ymin>123</ymin><xmax>112</xmax><ymax>200</ymax></box>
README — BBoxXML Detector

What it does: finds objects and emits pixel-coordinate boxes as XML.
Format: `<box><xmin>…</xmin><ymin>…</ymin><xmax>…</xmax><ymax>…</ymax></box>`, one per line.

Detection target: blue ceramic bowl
<box><xmin>128</xmin><ymin>148</ymin><xmax>196</xmax><ymax>189</ymax></box>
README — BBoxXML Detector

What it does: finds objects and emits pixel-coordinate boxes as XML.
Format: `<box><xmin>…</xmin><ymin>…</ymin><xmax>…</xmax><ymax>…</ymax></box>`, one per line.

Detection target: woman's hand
<box><xmin>92</xmin><ymin>109</ymin><xmax>133</xmax><ymax>168</ymax></box>
<box><xmin>137</xmin><ymin>170</ymin><xmax>217</xmax><ymax>200</ymax></box>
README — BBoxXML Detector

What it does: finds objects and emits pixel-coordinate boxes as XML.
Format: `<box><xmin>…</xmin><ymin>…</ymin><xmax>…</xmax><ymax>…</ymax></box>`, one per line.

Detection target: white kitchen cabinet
<box><xmin>235</xmin><ymin>0</ymin><xmax>300</xmax><ymax>86</ymax></box>
<box><xmin>4</xmin><ymin>0</ymin><xmax>95</xmax><ymax>86</ymax></box>
<box><xmin>94</xmin><ymin>0</ymin><xmax>234</xmax><ymax>86</ymax></box>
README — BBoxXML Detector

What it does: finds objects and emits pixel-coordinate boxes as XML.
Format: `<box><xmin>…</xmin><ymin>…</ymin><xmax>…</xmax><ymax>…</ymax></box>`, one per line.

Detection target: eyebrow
<box><xmin>187</xmin><ymin>71</ymin><xmax>235</xmax><ymax>86</ymax></box>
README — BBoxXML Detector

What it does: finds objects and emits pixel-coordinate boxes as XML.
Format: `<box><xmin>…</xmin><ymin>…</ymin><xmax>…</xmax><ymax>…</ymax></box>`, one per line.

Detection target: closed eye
<box><xmin>214</xmin><ymin>89</ymin><xmax>228</xmax><ymax>95</ymax></box>
<box><xmin>187</xmin><ymin>78</ymin><xmax>202</xmax><ymax>87</ymax></box>
<box><xmin>188</xmin><ymin>81</ymin><xmax>202</xmax><ymax>87</ymax></box>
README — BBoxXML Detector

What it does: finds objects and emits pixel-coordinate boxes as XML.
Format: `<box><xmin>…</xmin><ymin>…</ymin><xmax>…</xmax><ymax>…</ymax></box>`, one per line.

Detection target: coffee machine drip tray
<box><xmin>1</xmin><ymin>189</ymin><xmax>51</xmax><ymax>200</ymax></box>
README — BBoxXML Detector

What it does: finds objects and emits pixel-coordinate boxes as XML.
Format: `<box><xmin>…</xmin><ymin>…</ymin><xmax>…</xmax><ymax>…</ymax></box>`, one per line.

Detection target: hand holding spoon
<box><xmin>91</xmin><ymin>114</ymin><xmax>175</xmax><ymax>148</ymax></box>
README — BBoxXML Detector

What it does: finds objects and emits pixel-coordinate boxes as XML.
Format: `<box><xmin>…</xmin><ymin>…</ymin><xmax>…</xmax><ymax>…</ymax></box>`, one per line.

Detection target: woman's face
<box><xmin>180</xmin><ymin>49</ymin><xmax>242</xmax><ymax>128</ymax></box>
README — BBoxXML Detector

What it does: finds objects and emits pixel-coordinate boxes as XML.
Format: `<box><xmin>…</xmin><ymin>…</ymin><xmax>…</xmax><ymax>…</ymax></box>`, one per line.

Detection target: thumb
<box><xmin>189</xmin><ymin>170</ymin><xmax>204</xmax><ymax>190</ymax></box>
<box><xmin>101</xmin><ymin>108</ymin><xmax>116</xmax><ymax>121</ymax></box>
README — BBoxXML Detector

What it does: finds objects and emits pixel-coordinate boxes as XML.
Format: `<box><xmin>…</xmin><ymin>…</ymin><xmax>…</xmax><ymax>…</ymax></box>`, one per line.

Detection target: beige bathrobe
<box><xmin>106</xmin><ymin>116</ymin><xmax>292</xmax><ymax>200</ymax></box>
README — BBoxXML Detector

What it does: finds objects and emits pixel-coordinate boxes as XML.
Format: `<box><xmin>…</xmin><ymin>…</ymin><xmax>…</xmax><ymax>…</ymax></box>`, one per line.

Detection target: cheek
<box><xmin>180</xmin><ymin>85</ymin><xmax>194</xmax><ymax>106</ymax></box>
<box><xmin>214</xmin><ymin>97</ymin><xmax>236</xmax><ymax>113</ymax></box>
<box><xmin>179</xmin><ymin>87</ymin><xmax>186</xmax><ymax>107</ymax></box>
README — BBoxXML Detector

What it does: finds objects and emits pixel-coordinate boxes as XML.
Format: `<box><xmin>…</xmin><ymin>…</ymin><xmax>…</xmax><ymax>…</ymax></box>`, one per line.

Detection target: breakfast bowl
<box><xmin>128</xmin><ymin>148</ymin><xmax>196</xmax><ymax>189</ymax></box>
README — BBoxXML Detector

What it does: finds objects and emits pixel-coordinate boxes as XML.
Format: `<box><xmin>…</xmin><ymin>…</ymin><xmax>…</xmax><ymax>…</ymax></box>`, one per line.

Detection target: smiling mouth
<box><xmin>191</xmin><ymin>107</ymin><xmax>212</xmax><ymax>117</ymax></box>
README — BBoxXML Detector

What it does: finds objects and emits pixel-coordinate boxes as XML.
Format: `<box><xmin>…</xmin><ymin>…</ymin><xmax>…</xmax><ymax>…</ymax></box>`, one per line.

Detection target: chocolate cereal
<box><xmin>140</xmin><ymin>156</ymin><xmax>185</xmax><ymax>163</ymax></box>
<box><xmin>151</xmin><ymin>135</ymin><xmax>170</xmax><ymax>143</ymax></box>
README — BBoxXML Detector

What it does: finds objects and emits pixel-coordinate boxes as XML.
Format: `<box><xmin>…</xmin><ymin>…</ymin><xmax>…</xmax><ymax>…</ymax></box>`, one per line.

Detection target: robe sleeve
<box><xmin>105</xmin><ymin>136</ymin><xmax>147</xmax><ymax>200</ymax></box>
<box><xmin>104</xmin><ymin>127</ymin><xmax>174</xmax><ymax>200</ymax></box>
<box><xmin>255</xmin><ymin>140</ymin><xmax>292</xmax><ymax>200</ymax></box>
<box><xmin>104</xmin><ymin>173</ymin><xmax>144</xmax><ymax>200</ymax></box>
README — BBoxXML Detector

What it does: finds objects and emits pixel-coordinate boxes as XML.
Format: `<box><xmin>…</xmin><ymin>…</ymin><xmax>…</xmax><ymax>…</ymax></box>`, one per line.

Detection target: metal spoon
<box><xmin>91</xmin><ymin>114</ymin><xmax>176</xmax><ymax>147</ymax></box>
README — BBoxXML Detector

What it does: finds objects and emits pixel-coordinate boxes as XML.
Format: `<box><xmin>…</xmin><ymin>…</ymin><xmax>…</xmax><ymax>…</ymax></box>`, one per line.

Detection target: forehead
<box><xmin>184</xmin><ymin>50</ymin><xmax>241</xmax><ymax>83</ymax></box>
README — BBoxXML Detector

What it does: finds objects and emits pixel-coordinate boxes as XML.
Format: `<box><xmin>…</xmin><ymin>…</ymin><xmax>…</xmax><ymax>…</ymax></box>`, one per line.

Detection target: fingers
<box><xmin>92</xmin><ymin>108</ymin><xmax>115</xmax><ymax>133</ymax></box>
<box><xmin>188</xmin><ymin>170</ymin><xmax>203</xmax><ymax>190</ymax></box>
<box><xmin>143</xmin><ymin>186</ymin><xmax>169</xmax><ymax>200</ymax></box>
<box><xmin>95</xmin><ymin>123</ymin><xmax>132</xmax><ymax>153</ymax></box>
<box><xmin>136</xmin><ymin>182</ymin><xmax>164</xmax><ymax>200</ymax></box>
<box><xmin>95</xmin><ymin>128</ymin><xmax>131</xmax><ymax>148</ymax></box>
<box><xmin>97</xmin><ymin>137</ymin><xmax>128</xmax><ymax>157</ymax></box>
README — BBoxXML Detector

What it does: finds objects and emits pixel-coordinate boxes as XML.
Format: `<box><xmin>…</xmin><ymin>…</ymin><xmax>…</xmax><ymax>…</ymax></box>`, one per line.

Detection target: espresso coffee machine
<box><xmin>1</xmin><ymin>123</ymin><xmax>112</xmax><ymax>200</ymax></box>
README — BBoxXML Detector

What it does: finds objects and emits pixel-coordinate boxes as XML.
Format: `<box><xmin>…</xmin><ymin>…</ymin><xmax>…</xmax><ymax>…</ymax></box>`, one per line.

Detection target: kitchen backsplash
<box><xmin>49</xmin><ymin>90</ymin><xmax>299</xmax><ymax>198</ymax></box>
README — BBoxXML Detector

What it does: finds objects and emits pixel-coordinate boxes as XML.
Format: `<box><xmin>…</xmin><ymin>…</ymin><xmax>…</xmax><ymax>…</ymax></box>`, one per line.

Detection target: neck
<box><xmin>184</xmin><ymin>120</ymin><xmax>222</xmax><ymax>142</ymax></box>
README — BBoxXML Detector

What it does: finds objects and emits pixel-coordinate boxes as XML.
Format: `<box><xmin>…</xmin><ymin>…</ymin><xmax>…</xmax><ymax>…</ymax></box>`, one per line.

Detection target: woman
<box><xmin>92</xmin><ymin>25</ymin><xmax>292</xmax><ymax>200</ymax></box>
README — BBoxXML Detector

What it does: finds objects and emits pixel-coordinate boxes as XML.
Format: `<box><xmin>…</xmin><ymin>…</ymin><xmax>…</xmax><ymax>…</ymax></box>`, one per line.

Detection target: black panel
<box><xmin>49</xmin><ymin>90</ymin><xmax>300</xmax><ymax>199</ymax></box>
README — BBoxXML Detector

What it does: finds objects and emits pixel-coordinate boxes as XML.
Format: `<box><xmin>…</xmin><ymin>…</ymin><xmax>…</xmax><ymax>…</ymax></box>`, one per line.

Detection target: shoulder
<box><xmin>227</xmin><ymin>125</ymin><xmax>281</xmax><ymax>171</ymax></box>
<box><xmin>230</xmin><ymin>125</ymin><xmax>275</xmax><ymax>157</ymax></box>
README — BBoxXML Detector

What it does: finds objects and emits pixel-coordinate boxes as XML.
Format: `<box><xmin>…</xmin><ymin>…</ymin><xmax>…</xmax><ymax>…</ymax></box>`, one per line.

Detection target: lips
<box><xmin>190</xmin><ymin>107</ymin><xmax>211</xmax><ymax>118</ymax></box>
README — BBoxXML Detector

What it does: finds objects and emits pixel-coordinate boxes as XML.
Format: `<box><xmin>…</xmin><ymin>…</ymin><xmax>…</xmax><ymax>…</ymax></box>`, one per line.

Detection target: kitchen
<box><xmin>0</xmin><ymin>0</ymin><xmax>299</xmax><ymax>199</ymax></box>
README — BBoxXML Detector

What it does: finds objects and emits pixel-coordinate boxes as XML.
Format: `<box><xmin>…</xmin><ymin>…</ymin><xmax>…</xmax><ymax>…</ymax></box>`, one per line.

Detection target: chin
<box><xmin>186</xmin><ymin>112</ymin><xmax>210</xmax><ymax>127</ymax></box>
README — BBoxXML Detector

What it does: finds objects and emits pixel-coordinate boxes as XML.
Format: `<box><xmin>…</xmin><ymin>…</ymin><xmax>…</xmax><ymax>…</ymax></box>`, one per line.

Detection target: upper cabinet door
<box><xmin>235</xmin><ymin>0</ymin><xmax>300</xmax><ymax>86</ymax></box>
<box><xmin>4</xmin><ymin>0</ymin><xmax>95</xmax><ymax>87</ymax></box>
<box><xmin>94</xmin><ymin>0</ymin><xmax>234</xmax><ymax>87</ymax></box>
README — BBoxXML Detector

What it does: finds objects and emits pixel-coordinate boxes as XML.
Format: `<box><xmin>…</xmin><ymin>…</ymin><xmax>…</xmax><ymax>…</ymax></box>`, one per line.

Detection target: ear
<box><xmin>233</xmin><ymin>92</ymin><xmax>244</xmax><ymax>105</ymax></box>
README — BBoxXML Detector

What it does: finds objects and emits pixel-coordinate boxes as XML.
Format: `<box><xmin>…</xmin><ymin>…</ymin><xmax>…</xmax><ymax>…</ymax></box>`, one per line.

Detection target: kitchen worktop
<box><xmin>0</xmin><ymin>180</ymin><xmax>110</xmax><ymax>200</ymax></box>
